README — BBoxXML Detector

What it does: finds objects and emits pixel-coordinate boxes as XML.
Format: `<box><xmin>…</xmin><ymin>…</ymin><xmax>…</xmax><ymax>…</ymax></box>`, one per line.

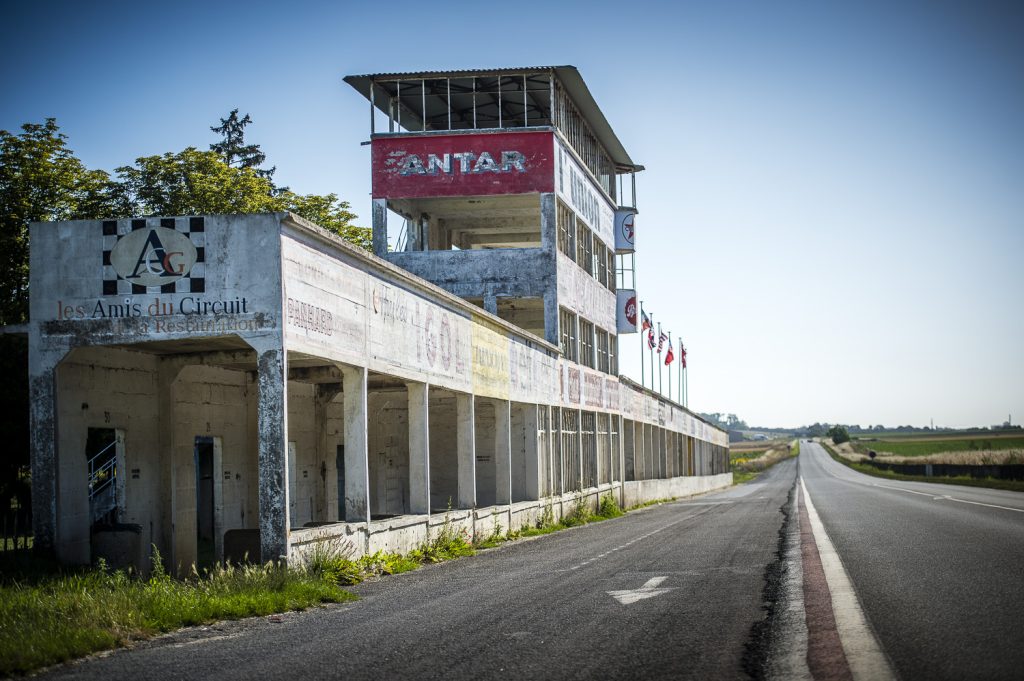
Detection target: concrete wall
<box><xmin>622</xmin><ymin>473</ymin><xmax>734</xmax><ymax>508</ymax></box>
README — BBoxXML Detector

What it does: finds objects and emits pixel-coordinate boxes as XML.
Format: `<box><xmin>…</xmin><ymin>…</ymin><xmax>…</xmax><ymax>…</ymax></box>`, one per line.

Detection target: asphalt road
<box><xmin>39</xmin><ymin>462</ymin><xmax>799</xmax><ymax>681</ymax></box>
<box><xmin>800</xmin><ymin>440</ymin><xmax>1024</xmax><ymax>681</ymax></box>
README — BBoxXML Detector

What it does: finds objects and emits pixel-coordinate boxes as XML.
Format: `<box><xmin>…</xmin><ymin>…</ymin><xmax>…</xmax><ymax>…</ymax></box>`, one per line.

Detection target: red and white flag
<box><xmin>641</xmin><ymin>311</ymin><xmax>652</xmax><ymax>332</ymax></box>
<box><xmin>680</xmin><ymin>344</ymin><xmax>687</xmax><ymax>369</ymax></box>
<box><xmin>664</xmin><ymin>339</ymin><xmax>674</xmax><ymax>366</ymax></box>
<box><xmin>657</xmin><ymin>331</ymin><xmax>667</xmax><ymax>353</ymax></box>
<box><xmin>647</xmin><ymin>328</ymin><xmax>656</xmax><ymax>349</ymax></box>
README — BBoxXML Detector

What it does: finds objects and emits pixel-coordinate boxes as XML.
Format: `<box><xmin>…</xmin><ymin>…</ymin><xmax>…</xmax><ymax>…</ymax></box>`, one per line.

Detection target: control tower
<box><xmin>345</xmin><ymin>66</ymin><xmax>641</xmax><ymax>376</ymax></box>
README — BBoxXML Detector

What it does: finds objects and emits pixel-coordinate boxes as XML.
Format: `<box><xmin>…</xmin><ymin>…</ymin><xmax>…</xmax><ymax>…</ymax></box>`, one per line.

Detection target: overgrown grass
<box><xmin>0</xmin><ymin>548</ymin><xmax>354</xmax><ymax>677</ymax></box>
<box><xmin>303</xmin><ymin>511</ymin><xmax>476</xmax><ymax>586</ymax></box>
<box><xmin>822</xmin><ymin>443</ymin><xmax>1024</xmax><ymax>493</ymax></box>
<box><xmin>499</xmin><ymin>494</ymin><xmax>627</xmax><ymax>543</ymax></box>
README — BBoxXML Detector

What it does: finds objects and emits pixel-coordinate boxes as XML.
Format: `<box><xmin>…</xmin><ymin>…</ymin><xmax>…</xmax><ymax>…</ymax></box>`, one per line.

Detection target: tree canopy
<box><xmin>209</xmin><ymin>108</ymin><xmax>273</xmax><ymax>180</ymax></box>
<box><xmin>0</xmin><ymin>116</ymin><xmax>370</xmax><ymax>324</ymax></box>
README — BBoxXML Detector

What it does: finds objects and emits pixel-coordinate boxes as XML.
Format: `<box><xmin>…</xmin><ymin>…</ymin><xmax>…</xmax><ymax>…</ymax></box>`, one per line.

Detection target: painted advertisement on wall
<box><xmin>554</xmin><ymin>139</ymin><xmax>615</xmax><ymax>248</ymax></box>
<box><xmin>36</xmin><ymin>215</ymin><xmax>280</xmax><ymax>343</ymax></box>
<box><xmin>372</xmin><ymin>130</ymin><xmax>555</xmax><ymax>199</ymax></box>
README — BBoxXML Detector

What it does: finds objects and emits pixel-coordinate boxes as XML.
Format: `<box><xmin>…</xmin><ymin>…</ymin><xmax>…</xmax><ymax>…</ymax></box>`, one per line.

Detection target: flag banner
<box><xmin>617</xmin><ymin>290</ymin><xmax>637</xmax><ymax>333</ymax></box>
<box><xmin>614</xmin><ymin>208</ymin><xmax>636</xmax><ymax>252</ymax></box>
<box><xmin>665</xmin><ymin>339</ymin><xmax>674</xmax><ymax>366</ymax></box>
<box><xmin>657</xmin><ymin>331</ymin><xmax>667</xmax><ymax>353</ymax></box>
<box><xmin>647</xmin><ymin>328</ymin><xmax>656</xmax><ymax>349</ymax></box>
<box><xmin>680</xmin><ymin>345</ymin><xmax>687</xmax><ymax>369</ymax></box>
<box><xmin>641</xmin><ymin>310</ymin><xmax>652</xmax><ymax>332</ymax></box>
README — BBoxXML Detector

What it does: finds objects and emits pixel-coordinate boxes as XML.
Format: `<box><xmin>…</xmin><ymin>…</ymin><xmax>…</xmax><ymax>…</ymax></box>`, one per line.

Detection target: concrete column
<box><xmin>255</xmin><ymin>347</ymin><xmax>289</xmax><ymax>563</ymax></box>
<box><xmin>524</xmin><ymin>405</ymin><xmax>540</xmax><ymax>501</ymax></box>
<box><xmin>543</xmin><ymin>288</ymin><xmax>560</xmax><ymax>347</ymax></box>
<box><xmin>372</xmin><ymin>198</ymin><xmax>388</xmax><ymax>257</ymax></box>
<box><xmin>494</xmin><ymin>399</ymin><xmax>512</xmax><ymax>505</ymax></box>
<box><xmin>456</xmin><ymin>393</ymin><xmax>476</xmax><ymax>508</ymax></box>
<box><xmin>540</xmin><ymin>192</ymin><xmax>559</xmax><ymax>347</ymax></box>
<box><xmin>28</xmin><ymin>341</ymin><xmax>67</xmax><ymax>555</ymax></box>
<box><xmin>341</xmin><ymin>365</ymin><xmax>370</xmax><ymax>522</ymax></box>
<box><xmin>576</xmin><ymin>409</ymin><xmax>584</xmax><ymax>491</ymax></box>
<box><xmin>407</xmin><ymin>382</ymin><xmax>430</xmax><ymax>515</ymax></box>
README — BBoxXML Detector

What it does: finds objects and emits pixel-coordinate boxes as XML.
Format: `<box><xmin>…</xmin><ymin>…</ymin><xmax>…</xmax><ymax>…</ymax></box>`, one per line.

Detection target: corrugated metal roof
<box><xmin>343</xmin><ymin>66</ymin><xmax>640</xmax><ymax>172</ymax></box>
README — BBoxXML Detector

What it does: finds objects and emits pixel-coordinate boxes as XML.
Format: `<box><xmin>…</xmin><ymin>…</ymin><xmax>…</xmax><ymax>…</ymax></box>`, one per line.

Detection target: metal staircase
<box><xmin>87</xmin><ymin>439</ymin><xmax>118</xmax><ymax>525</ymax></box>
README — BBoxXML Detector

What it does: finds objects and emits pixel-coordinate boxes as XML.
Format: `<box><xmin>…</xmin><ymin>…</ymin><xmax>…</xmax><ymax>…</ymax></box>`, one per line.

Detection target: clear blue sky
<box><xmin>3</xmin><ymin>0</ymin><xmax>1021</xmax><ymax>429</ymax></box>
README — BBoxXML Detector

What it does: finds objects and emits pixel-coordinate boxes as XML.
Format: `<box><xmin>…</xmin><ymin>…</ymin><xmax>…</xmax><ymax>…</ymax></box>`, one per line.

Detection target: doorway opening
<box><xmin>194</xmin><ymin>436</ymin><xmax>215</xmax><ymax>570</ymax></box>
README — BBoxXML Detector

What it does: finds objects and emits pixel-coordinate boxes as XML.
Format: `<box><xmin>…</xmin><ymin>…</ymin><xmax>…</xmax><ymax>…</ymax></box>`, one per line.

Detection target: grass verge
<box><xmin>822</xmin><ymin>442</ymin><xmax>1024</xmax><ymax>493</ymax></box>
<box><xmin>0</xmin><ymin>549</ymin><xmax>354</xmax><ymax>677</ymax></box>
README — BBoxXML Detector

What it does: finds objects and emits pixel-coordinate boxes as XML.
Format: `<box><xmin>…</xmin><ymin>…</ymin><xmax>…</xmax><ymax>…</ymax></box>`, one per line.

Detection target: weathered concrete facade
<box><xmin>29</xmin><ymin>67</ymin><xmax>729</xmax><ymax>572</ymax></box>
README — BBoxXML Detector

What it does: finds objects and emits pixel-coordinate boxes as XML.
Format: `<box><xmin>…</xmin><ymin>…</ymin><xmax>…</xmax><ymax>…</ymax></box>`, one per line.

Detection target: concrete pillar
<box><xmin>494</xmin><ymin>399</ymin><xmax>512</xmax><ymax>505</ymax></box>
<box><xmin>576</xmin><ymin>409</ymin><xmax>584</xmax><ymax>491</ymax></box>
<box><xmin>28</xmin><ymin>341</ymin><xmax>67</xmax><ymax>555</ymax></box>
<box><xmin>341</xmin><ymin>365</ymin><xmax>370</xmax><ymax>522</ymax></box>
<box><xmin>543</xmin><ymin>288</ymin><xmax>560</xmax><ymax>347</ymax></box>
<box><xmin>524</xmin><ymin>405</ymin><xmax>540</xmax><ymax>501</ymax></box>
<box><xmin>456</xmin><ymin>393</ymin><xmax>476</xmax><ymax>508</ymax></box>
<box><xmin>255</xmin><ymin>347</ymin><xmax>289</xmax><ymax>563</ymax></box>
<box><xmin>372</xmin><ymin>198</ymin><xmax>388</xmax><ymax>257</ymax></box>
<box><xmin>407</xmin><ymin>382</ymin><xmax>430</xmax><ymax>515</ymax></box>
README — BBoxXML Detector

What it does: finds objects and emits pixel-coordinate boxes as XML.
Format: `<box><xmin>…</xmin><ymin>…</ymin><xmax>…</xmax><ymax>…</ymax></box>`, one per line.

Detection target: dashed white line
<box><xmin>566</xmin><ymin>507</ymin><xmax>718</xmax><ymax>571</ymax></box>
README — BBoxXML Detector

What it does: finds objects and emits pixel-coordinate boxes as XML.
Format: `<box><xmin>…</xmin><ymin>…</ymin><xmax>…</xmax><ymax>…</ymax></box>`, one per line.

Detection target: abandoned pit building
<box><xmin>27</xmin><ymin>66</ymin><xmax>730</xmax><ymax>572</ymax></box>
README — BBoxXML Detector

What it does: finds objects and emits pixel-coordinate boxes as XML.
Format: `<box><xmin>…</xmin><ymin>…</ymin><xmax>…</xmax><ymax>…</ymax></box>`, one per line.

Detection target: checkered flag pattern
<box><xmin>101</xmin><ymin>217</ymin><xmax>206</xmax><ymax>295</ymax></box>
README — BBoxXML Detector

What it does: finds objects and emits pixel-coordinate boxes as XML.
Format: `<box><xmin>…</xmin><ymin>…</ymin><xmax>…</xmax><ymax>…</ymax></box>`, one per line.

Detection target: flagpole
<box><xmin>678</xmin><ymin>350</ymin><xmax>682</xmax><ymax>404</ymax></box>
<box><xmin>639</xmin><ymin>301</ymin><xmax>645</xmax><ymax>389</ymax></box>
<box><xmin>649</xmin><ymin>314</ymin><xmax>655</xmax><ymax>393</ymax></box>
<box><xmin>657</xmin><ymin>322</ymin><xmax>663</xmax><ymax>395</ymax></box>
<box><xmin>667</xmin><ymin>331</ymin><xmax>672</xmax><ymax>400</ymax></box>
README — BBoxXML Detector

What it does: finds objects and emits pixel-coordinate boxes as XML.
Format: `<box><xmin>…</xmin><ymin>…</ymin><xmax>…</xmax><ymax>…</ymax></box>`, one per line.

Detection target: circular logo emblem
<box><xmin>625</xmin><ymin>296</ymin><xmax>637</xmax><ymax>326</ymax></box>
<box><xmin>110</xmin><ymin>226</ymin><xmax>197</xmax><ymax>288</ymax></box>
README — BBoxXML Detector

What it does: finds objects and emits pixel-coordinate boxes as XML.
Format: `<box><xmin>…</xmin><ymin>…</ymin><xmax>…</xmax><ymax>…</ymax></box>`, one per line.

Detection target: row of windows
<box><xmin>557</xmin><ymin>200</ymin><xmax>616</xmax><ymax>292</ymax></box>
<box><xmin>559</xmin><ymin>307</ymin><xmax>618</xmax><ymax>375</ymax></box>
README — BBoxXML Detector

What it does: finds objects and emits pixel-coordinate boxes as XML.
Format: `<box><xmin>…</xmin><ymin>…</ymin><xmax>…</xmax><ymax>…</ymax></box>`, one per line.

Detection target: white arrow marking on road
<box><xmin>607</xmin><ymin>576</ymin><xmax>676</xmax><ymax>605</ymax></box>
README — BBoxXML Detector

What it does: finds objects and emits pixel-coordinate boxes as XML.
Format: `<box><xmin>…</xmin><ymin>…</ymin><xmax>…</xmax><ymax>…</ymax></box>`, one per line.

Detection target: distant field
<box><xmin>853</xmin><ymin>435</ymin><xmax>1024</xmax><ymax>458</ymax></box>
<box><xmin>853</xmin><ymin>430</ymin><xmax>1020</xmax><ymax>441</ymax></box>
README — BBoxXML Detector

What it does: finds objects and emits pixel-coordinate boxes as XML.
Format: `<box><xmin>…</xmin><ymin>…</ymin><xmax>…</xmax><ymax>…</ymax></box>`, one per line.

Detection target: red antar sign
<box><xmin>372</xmin><ymin>131</ymin><xmax>555</xmax><ymax>199</ymax></box>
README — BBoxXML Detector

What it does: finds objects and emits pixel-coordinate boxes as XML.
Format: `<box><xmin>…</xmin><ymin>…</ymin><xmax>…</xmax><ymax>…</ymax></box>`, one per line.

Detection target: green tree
<box><xmin>210</xmin><ymin>109</ymin><xmax>274</xmax><ymax>180</ymax></box>
<box><xmin>279</xmin><ymin>191</ymin><xmax>370</xmax><ymax>250</ymax></box>
<box><xmin>113</xmin><ymin>148</ymin><xmax>280</xmax><ymax>217</ymax></box>
<box><xmin>0</xmin><ymin>119</ymin><xmax>116</xmax><ymax>325</ymax></box>
<box><xmin>827</xmin><ymin>425</ymin><xmax>850</xmax><ymax>445</ymax></box>
<box><xmin>112</xmin><ymin>150</ymin><xmax>370</xmax><ymax>248</ymax></box>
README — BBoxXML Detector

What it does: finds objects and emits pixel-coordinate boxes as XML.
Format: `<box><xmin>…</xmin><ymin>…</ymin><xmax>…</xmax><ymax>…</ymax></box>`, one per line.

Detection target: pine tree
<box><xmin>210</xmin><ymin>109</ymin><xmax>275</xmax><ymax>181</ymax></box>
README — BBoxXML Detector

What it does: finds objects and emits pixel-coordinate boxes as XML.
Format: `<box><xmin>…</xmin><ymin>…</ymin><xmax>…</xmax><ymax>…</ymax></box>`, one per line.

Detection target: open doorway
<box><xmin>194</xmin><ymin>436</ymin><xmax>216</xmax><ymax>570</ymax></box>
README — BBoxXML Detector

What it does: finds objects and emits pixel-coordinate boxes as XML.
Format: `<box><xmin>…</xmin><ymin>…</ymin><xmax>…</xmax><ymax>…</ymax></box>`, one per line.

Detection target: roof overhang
<box><xmin>344</xmin><ymin>66</ymin><xmax>642</xmax><ymax>173</ymax></box>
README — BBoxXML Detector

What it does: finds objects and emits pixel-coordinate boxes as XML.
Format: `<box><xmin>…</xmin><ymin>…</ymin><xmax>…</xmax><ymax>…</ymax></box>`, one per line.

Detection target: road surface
<box><xmin>799</xmin><ymin>440</ymin><xmax>1024</xmax><ymax>680</ymax></box>
<box><xmin>40</xmin><ymin>463</ymin><xmax>797</xmax><ymax>680</ymax></box>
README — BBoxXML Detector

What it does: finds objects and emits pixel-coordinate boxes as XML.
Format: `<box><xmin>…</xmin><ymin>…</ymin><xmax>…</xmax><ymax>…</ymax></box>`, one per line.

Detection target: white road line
<box><xmin>941</xmin><ymin>496</ymin><xmax>1024</xmax><ymax>514</ymax></box>
<box><xmin>800</xmin><ymin>477</ymin><xmax>895</xmax><ymax>681</ymax></box>
<box><xmin>566</xmin><ymin>510</ymin><xmax>710</xmax><ymax>571</ymax></box>
<box><xmin>815</xmin><ymin>444</ymin><xmax>1024</xmax><ymax>515</ymax></box>
<box><xmin>170</xmin><ymin>633</ymin><xmax>244</xmax><ymax>648</ymax></box>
